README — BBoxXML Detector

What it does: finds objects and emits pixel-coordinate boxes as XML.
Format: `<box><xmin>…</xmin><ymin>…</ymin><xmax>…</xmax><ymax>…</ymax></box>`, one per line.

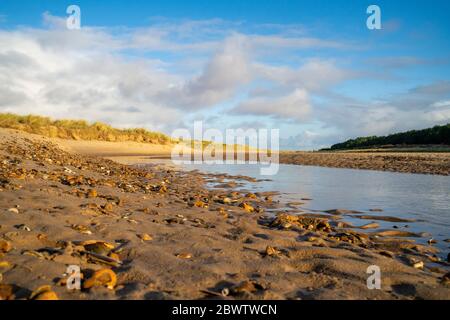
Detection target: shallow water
<box><xmin>135</xmin><ymin>157</ymin><xmax>449</xmax><ymax>256</ymax></box>
<box><xmin>176</xmin><ymin>162</ymin><xmax>450</xmax><ymax>255</ymax></box>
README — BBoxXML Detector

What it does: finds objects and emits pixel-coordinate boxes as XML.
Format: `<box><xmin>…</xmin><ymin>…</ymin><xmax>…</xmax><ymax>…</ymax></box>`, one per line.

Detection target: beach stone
<box><xmin>87</xmin><ymin>189</ymin><xmax>98</xmax><ymax>198</ymax></box>
<box><xmin>264</xmin><ymin>246</ymin><xmax>282</xmax><ymax>257</ymax></box>
<box><xmin>193</xmin><ymin>200</ymin><xmax>208</xmax><ymax>208</ymax></box>
<box><xmin>0</xmin><ymin>284</ymin><xmax>15</xmax><ymax>300</ymax></box>
<box><xmin>222</xmin><ymin>197</ymin><xmax>232</xmax><ymax>204</ymax></box>
<box><xmin>30</xmin><ymin>285</ymin><xmax>58</xmax><ymax>300</ymax></box>
<box><xmin>137</xmin><ymin>233</ymin><xmax>153</xmax><ymax>241</ymax></box>
<box><xmin>0</xmin><ymin>240</ymin><xmax>12</xmax><ymax>253</ymax></box>
<box><xmin>176</xmin><ymin>252</ymin><xmax>192</xmax><ymax>259</ymax></box>
<box><xmin>102</xmin><ymin>202</ymin><xmax>114</xmax><ymax>211</ymax></box>
<box><xmin>0</xmin><ymin>261</ymin><xmax>12</xmax><ymax>272</ymax></box>
<box><xmin>239</xmin><ymin>202</ymin><xmax>255</xmax><ymax>213</ymax></box>
<box><xmin>83</xmin><ymin>269</ymin><xmax>117</xmax><ymax>290</ymax></box>
<box><xmin>15</xmin><ymin>224</ymin><xmax>31</xmax><ymax>231</ymax></box>
<box><xmin>269</xmin><ymin>213</ymin><xmax>331</xmax><ymax>232</ymax></box>
<box><xmin>359</xmin><ymin>222</ymin><xmax>380</xmax><ymax>229</ymax></box>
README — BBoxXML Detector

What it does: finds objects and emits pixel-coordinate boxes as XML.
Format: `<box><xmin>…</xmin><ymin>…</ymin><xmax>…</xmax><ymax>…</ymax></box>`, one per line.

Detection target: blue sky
<box><xmin>1</xmin><ymin>0</ymin><xmax>450</xmax><ymax>149</ymax></box>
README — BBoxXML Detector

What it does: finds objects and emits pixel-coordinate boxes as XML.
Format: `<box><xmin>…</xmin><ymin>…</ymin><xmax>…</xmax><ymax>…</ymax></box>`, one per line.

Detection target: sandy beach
<box><xmin>49</xmin><ymin>135</ymin><xmax>450</xmax><ymax>176</ymax></box>
<box><xmin>0</xmin><ymin>128</ymin><xmax>449</xmax><ymax>300</ymax></box>
<box><xmin>280</xmin><ymin>151</ymin><xmax>450</xmax><ymax>176</ymax></box>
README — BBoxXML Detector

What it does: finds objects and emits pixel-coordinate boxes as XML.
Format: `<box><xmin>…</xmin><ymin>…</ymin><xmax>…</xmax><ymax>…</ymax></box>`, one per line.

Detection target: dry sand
<box><xmin>0</xmin><ymin>128</ymin><xmax>449</xmax><ymax>300</ymax></box>
<box><xmin>52</xmin><ymin>135</ymin><xmax>175</xmax><ymax>157</ymax></box>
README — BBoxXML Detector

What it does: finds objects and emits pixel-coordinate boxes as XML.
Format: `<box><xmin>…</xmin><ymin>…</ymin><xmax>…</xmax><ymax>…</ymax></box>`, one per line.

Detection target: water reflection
<box><xmin>180</xmin><ymin>163</ymin><xmax>450</xmax><ymax>253</ymax></box>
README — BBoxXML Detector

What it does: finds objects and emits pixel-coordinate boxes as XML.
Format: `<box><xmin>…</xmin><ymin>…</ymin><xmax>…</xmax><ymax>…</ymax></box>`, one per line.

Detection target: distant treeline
<box><xmin>328</xmin><ymin>123</ymin><xmax>450</xmax><ymax>150</ymax></box>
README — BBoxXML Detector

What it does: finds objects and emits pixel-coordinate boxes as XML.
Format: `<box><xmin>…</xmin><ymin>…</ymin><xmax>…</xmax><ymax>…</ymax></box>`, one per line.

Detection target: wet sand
<box><xmin>280</xmin><ymin>151</ymin><xmax>450</xmax><ymax>176</ymax></box>
<box><xmin>0</xmin><ymin>128</ymin><xmax>449</xmax><ymax>300</ymax></box>
<box><xmin>40</xmin><ymin>130</ymin><xmax>450</xmax><ymax>176</ymax></box>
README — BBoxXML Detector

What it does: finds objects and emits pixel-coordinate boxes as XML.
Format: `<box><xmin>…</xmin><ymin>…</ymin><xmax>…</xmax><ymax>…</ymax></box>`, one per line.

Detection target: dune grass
<box><xmin>0</xmin><ymin>113</ymin><xmax>172</xmax><ymax>144</ymax></box>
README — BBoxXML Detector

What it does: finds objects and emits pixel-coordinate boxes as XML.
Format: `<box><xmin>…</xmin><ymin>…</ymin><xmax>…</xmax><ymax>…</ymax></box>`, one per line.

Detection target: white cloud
<box><xmin>280</xmin><ymin>130</ymin><xmax>335</xmax><ymax>150</ymax></box>
<box><xmin>0</xmin><ymin>23</ymin><xmax>182</xmax><ymax>130</ymax></box>
<box><xmin>159</xmin><ymin>34</ymin><xmax>252</xmax><ymax>109</ymax></box>
<box><xmin>430</xmin><ymin>100</ymin><xmax>450</xmax><ymax>108</ymax></box>
<box><xmin>0</xmin><ymin>14</ymin><xmax>352</xmax><ymax>130</ymax></box>
<box><xmin>315</xmin><ymin>82</ymin><xmax>450</xmax><ymax>141</ymax></box>
<box><xmin>254</xmin><ymin>59</ymin><xmax>352</xmax><ymax>92</ymax></box>
<box><xmin>1</xmin><ymin>13</ymin><xmax>448</xmax><ymax>149</ymax></box>
<box><xmin>233</xmin><ymin>88</ymin><xmax>311</xmax><ymax>121</ymax></box>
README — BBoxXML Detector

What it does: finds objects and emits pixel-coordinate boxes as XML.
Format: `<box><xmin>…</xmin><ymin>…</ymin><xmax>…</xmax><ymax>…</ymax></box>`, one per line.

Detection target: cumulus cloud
<box><xmin>0</xmin><ymin>24</ymin><xmax>182</xmax><ymax>130</ymax></box>
<box><xmin>1</xmin><ymin>12</ymin><xmax>449</xmax><ymax>149</ymax></box>
<box><xmin>254</xmin><ymin>59</ymin><xmax>352</xmax><ymax>92</ymax></box>
<box><xmin>314</xmin><ymin>81</ymin><xmax>450</xmax><ymax>141</ymax></box>
<box><xmin>233</xmin><ymin>88</ymin><xmax>311</xmax><ymax>121</ymax></box>
<box><xmin>280</xmin><ymin>130</ymin><xmax>335</xmax><ymax>150</ymax></box>
<box><xmin>158</xmin><ymin>34</ymin><xmax>252</xmax><ymax>109</ymax></box>
<box><xmin>0</xmin><ymin>13</ymin><xmax>355</xmax><ymax>132</ymax></box>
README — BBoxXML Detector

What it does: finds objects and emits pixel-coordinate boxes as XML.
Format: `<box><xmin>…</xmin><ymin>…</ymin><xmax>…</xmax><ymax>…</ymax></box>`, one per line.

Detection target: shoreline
<box><xmin>0</xmin><ymin>128</ymin><xmax>449</xmax><ymax>299</ymax></box>
<box><xmin>5</xmin><ymin>127</ymin><xmax>445</xmax><ymax>176</ymax></box>
<box><xmin>279</xmin><ymin>151</ymin><xmax>450</xmax><ymax>176</ymax></box>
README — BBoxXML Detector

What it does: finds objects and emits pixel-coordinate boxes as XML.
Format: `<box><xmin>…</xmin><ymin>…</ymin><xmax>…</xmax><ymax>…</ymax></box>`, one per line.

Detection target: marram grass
<box><xmin>0</xmin><ymin>113</ymin><xmax>172</xmax><ymax>144</ymax></box>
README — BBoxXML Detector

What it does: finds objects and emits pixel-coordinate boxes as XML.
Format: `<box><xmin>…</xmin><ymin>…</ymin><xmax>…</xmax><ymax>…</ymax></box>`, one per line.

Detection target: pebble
<box><xmin>102</xmin><ymin>202</ymin><xmax>114</xmax><ymax>212</ymax></box>
<box><xmin>265</xmin><ymin>245</ymin><xmax>282</xmax><ymax>257</ymax></box>
<box><xmin>0</xmin><ymin>240</ymin><xmax>12</xmax><ymax>253</ymax></box>
<box><xmin>0</xmin><ymin>284</ymin><xmax>15</xmax><ymax>300</ymax></box>
<box><xmin>87</xmin><ymin>189</ymin><xmax>98</xmax><ymax>198</ymax></box>
<box><xmin>222</xmin><ymin>197</ymin><xmax>232</xmax><ymax>204</ymax></box>
<box><xmin>176</xmin><ymin>252</ymin><xmax>192</xmax><ymax>259</ymax></box>
<box><xmin>30</xmin><ymin>285</ymin><xmax>59</xmax><ymax>300</ymax></box>
<box><xmin>15</xmin><ymin>224</ymin><xmax>31</xmax><ymax>231</ymax></box>
<box><xmin>137</xmin><ymin>233</ymin><xmax>153</xmax><ymax>241</ymax></box>
<box><xmin>83</xmin><ymin>268</ymin><xmax>117</xmax><ymax>290</ymax></box>
<box><xmin>239</xmin><ymin>202</ymin><xmax>255</xmax><ymax>213</ymax></box>
<box><xmin>359</xmin><ymin>222</ymin><xmax>380</xmax><ymax>229</ymax></box>
<box><xmin>71</xmin><ymin>224</ymin><xmax>92</xmax><ymax>235</ymax></box>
